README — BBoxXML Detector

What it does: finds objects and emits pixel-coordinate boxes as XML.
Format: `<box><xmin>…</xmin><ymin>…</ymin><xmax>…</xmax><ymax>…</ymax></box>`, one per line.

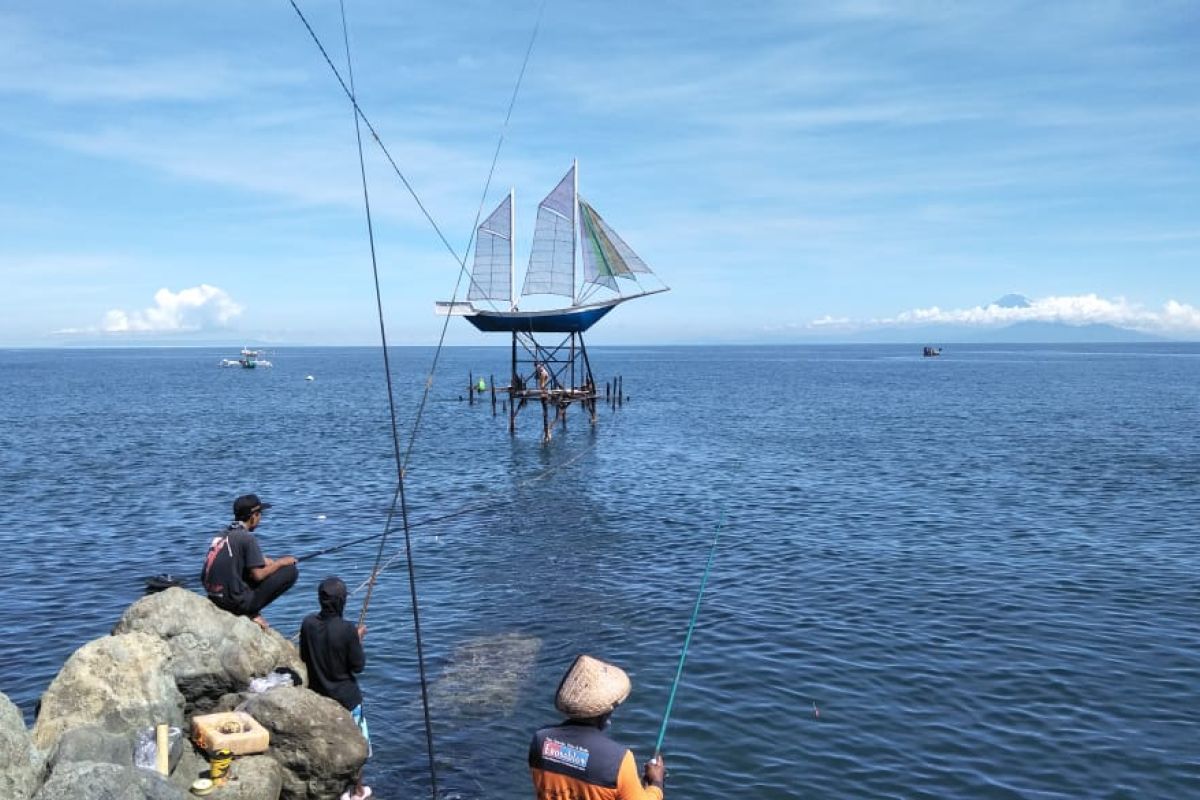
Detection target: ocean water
<box><xmin>1</xmin><ymin>344</ymin><xmax>1197</xmax><ymax>799</ymax></box>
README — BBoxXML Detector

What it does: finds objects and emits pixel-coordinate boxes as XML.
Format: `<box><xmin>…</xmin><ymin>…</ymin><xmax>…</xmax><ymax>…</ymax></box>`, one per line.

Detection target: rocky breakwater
<box><xmin>0</xmin><ymin>587</ymin><xmax>368</xmax><ymax>800</ymax></box>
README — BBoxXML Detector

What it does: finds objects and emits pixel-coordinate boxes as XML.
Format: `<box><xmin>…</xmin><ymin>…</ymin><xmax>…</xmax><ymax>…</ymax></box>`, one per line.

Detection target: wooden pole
<box><xmin>468</xmin><ymin>371</ymin><xmax>474</xmax><ymax>405</ymax></box>
<box><xmin>490</xmin><ymin>374</ymin><xmax>496</xmax><ymax>416</ymax></box>
<box><xmin>617</xmin><ymin>375</ymin><xmax>623</xmax><ymax>407</ymax></box>
<box><xmin>155</xmin><ymin>723</ymin><xmax>169</xmax><ymax>776</ymax></box>
<box><xmin>510</xmin><ymin>332</ymin><xmax>517</xmax><ymax>434</ymax></box>
<box><xmin>541</xmin><ymin>395</ymin><xmax>551</xmax><ymax>443</ymax></box>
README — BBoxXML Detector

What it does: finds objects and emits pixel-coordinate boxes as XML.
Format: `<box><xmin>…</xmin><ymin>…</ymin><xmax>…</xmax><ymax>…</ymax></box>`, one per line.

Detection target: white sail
<box><xmin>468</xmin><ymin>193</ymin><xmax>513</xmax><ymax>305</ymax></box>
<box><xmin>578</xmin><ymin>199</ymin><xmax>652</xmax><ymax>292</ymax></box>
<box><xmin>521</xmin><ymin>165</ymin><xmax>576</xmax><ymax>300</ymax></box>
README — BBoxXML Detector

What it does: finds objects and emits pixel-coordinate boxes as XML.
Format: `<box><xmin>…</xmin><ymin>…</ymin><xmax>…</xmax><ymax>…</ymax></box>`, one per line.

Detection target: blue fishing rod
<box><xmin>653</xmin><ymin>509</ymin><xmax>727</xmax><ymax>759</ymax></box>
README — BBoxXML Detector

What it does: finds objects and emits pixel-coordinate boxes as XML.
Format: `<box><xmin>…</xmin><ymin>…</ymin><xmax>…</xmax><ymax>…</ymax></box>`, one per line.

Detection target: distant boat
<box><xmin>435</xmin><ymin>162</ymin><xmax>668</xmax><ymax>333</ymax></box>
<box><xmin>923</xmin><ymin>346</ymin><xmax>942</xmax><ymax>357</ymax></box>
<box><xmin>220</xmin><ymin>348</ymin><xmax>273</xmax><ymax>368</ymax></box>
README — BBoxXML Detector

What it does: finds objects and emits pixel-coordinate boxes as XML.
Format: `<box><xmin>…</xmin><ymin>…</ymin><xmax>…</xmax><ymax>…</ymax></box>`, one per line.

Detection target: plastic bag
<box><xmin>133</xmin><ymin>725</ymin><xmax>182</xmax><ymax>772</ymax></box>
<box><xmin>248</xmin><ymin>669</ymin><xmax>297</xmax><ymax>693</ymax></box>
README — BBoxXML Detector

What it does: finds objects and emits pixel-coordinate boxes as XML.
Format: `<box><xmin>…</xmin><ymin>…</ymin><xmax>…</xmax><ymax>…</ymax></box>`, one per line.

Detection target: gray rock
<box><xmin>33</xmin><ymin>760</ymin><xmax>186</xmax><ymax>800</ymax></box>
<box><xmin>241</xmin><ymin>687</ymin><xmax>366</xmax><ymax>800</ymax></box>
<box><xmin>113</xmin><ymin>588</ymin><xmax>307</xmax><ymax>714</ymax></box>
<box><xmin>32</xmin><ymin>632</ymin><xmax>184</xmax><ymax>753</ymax></box>
<box><xmin>165</xmin><ymin>746</ymin><xmax>282</xmax><ymax>800</ymax></box>
<box><xmin>0</xmin><ymin>691</ymin><xmax>44</xmax><ymax>800</ymax></box>
<box><xmin>219</xmin><ymin>754</ymin><xmax>285</xmax><ymax>799</ymax></box>
<box><xmin>50</xmin><ymin>723</ymin><xmax>132</xmax><ymax>769</ymax></box>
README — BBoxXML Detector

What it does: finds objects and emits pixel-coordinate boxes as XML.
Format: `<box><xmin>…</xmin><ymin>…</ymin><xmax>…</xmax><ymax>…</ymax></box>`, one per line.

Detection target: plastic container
<box><xmin>191</xmin><ymin>711</ymin><xmax>270</xmax><ymax>755</ymax></box>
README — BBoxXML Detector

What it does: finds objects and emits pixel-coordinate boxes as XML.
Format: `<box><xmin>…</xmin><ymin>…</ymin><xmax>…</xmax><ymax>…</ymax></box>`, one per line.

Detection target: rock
<box><xmin>32</xmin><ymin>632</ymin><xmax>184</xmax><ymax>752</ymax></box>
<box><xmin>0</xmin><ymin>691</ymin><xmax>44</xmax><ymax>800</ymax></box>
<box><xmin>166</xmin><ymin>746</ymin><xmax>282</xmax><ymax>800</ymax></box>
<box><xmin>49</xmin><ymin>723</ymin><xmax>132</xmax><ymax>769</ymax></box>
<box><xmin>32</xmin><ymin>760</ymin><xmax>185</xmax><ymax>800</ymax></box>
<box><xmin>113</xmin><ymin>588</ymin><xmax>307</xmax><ymax>714</ymax></box>
<box><xmin>218</xmin><ymin>754</ymin><xmax>285</xmax><ymax>799</ymax></box>
<box><xmin>241</xmin><ymin>687</ymin><xmax>366</xmax><ymax>800</ymax></box>
<box><xmin>166</xmin><ymin>741</ymin><xmax>210</xmax><ymax>795</ymax></box>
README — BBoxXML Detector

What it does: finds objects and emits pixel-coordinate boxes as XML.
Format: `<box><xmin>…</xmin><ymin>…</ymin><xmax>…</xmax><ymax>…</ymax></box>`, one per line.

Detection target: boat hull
<box><xmin>465</xmin><ymin>303</ymin><xmax>617</xmax><ymax>333</ymax></box>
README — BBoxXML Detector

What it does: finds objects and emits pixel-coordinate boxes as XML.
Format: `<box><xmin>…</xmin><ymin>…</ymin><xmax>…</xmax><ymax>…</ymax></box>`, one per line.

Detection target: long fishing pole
<box><xmin>654</xmin><ymin>509</ymin><xmax>726</xmax><ymax>756</ymax></box>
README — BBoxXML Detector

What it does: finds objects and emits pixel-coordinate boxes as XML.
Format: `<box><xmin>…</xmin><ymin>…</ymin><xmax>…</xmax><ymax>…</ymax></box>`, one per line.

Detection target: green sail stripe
<box><xmin>581</xmin><ymin>202</ymin><xmax>631</xmax><ymax>278</ymax></box>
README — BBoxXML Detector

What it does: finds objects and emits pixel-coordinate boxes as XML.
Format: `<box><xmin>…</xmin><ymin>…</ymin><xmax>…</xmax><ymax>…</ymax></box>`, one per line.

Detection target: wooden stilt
<box><xmin>490</xmin><ymin>375</ymin><xmax>496</xmax><ymax>416</ymax></box>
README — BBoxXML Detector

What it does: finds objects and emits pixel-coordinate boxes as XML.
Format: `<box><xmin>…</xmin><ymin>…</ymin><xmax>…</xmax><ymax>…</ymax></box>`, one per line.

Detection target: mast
<box><xmin>571</xmin><ymin>158</ymin><xmax>579</xmax><ymax>306</ymax></box>
<box><xmin>509</xmin><ymin>187</ymin><xmax>516</xmax><ymax>311</ymax></box>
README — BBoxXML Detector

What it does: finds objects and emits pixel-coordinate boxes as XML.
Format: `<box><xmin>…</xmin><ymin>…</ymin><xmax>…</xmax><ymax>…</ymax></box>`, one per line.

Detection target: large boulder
<box><xmin>166</xmin><ymin>746</ymin><xmax>283</xmax><ymax>800</ymax></box>
<box><xmin>0</xmin><ymin>691</ymin><xmax>44</xmax><ymax>800</ymax></box>
<box><xmin>49</xmin><ymin>723</ymin><xmax>132</xmax><ymax>769</ymax></box>
<box><xmin>241</xmin><ymin>687</ymin><xmax>366</xmax><ymax>800</ymax></box>
<box><xmin>112</xmin><ymin>588</ymin><xmax>306</xmax><ymax>713</ymax></box>
<box><xmin>32</xmin><ymin>632</ymin><xmax>184</xmax><ymax>752</ymax></box>
<box><xmin>32</xmin><ymin>760</ymin><xmax>185</xmax><ymax>800</ymax></box>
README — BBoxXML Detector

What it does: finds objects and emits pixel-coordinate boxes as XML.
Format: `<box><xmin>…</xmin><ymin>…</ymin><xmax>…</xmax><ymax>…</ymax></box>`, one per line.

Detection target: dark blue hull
<box><xmin>466</xmin><ymin>303</ymin><xmax>617</xmax><ymax>333</ymax></box>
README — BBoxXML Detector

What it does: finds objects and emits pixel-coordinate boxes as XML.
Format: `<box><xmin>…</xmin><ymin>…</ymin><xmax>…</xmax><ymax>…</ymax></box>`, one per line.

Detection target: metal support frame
<box><xmin>507</xmin><ymin>330</ymin><xmax>598</xmax><ymax>442</ymax></box>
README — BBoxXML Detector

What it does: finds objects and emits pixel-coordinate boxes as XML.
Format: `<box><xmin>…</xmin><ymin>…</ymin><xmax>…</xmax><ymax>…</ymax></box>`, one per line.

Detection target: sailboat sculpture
<box><xmin>436</xmin><ymin>162</ymin><xmax>668</xmax><ymax>332</ymax></box>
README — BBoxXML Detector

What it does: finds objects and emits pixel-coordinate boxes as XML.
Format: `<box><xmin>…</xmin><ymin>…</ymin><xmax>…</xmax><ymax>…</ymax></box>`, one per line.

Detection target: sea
<box><xmin>0</xmin><ymin>344</ymin><xmax>1197</xmax><ymax>799</ymax></box>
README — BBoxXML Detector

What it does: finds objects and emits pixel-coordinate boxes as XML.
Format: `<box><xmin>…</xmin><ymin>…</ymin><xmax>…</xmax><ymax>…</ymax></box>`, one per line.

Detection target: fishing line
<box><xmin>290</xmin><ymin>3</ymin><xmax>545</xmax><ymax>796</ymax></box>
<box><xmin>400</xmin><ymin>0</ymin><xmax>545</xmax><ymax>473</ymax></box>
<box><xmin>335</xmin><ymin>1</ymin><xmax>438</xmax><ymax>795</ymax></box>
<box><xmin>654</xmin><ymin>508</ymin><xmax>726</xmax><ymax>756</ymax></box>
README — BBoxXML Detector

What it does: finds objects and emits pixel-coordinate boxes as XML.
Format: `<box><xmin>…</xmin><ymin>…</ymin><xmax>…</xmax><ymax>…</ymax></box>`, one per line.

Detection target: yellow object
<box><xmin>192</xmin><ymin>711</ymin><xmax>270</xmax><ymax>756</ymax></box>
<box><xmin>190</xmin><ymin>778</ymin><xmax>214</xmax><ymax>796</ymax></box>
<box><xmin>209</xmin><ymin>748</ymin><xmax>233</xmax><ymax>782</ymax></box>
<box><xmin>155</xmin><ymin>723</ymin><xmax>169</xmax><ymax>776</ymax></box>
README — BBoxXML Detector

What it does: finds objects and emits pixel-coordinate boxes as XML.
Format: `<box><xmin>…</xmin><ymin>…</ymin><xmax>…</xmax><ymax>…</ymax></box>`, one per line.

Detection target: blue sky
<box><xmin>2</xmin><ymin>0</ymin><xmax>1198</xmax><ymax>346</ymax></box>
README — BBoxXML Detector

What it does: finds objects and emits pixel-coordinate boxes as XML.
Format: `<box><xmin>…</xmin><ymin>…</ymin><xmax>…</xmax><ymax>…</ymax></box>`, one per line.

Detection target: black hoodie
<box><xmin>299</xmin><ymin>577</ymin><xmax>365</xmax><ymax>710</ymax></box>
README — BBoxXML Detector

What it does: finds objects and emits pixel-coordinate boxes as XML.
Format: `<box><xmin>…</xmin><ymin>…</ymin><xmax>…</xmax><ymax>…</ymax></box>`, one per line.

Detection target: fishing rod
<box><xmin>654</xmin><ymin>509</ymin><xmax>726</xmax><ymax>757</ymax></box>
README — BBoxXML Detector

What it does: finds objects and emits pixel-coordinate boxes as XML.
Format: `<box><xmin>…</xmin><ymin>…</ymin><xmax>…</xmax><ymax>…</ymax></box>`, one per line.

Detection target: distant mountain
<box><xmin>992</xmin><ymin>294</ymin><xmax>1031</xmax><ymax>309</ymax></box>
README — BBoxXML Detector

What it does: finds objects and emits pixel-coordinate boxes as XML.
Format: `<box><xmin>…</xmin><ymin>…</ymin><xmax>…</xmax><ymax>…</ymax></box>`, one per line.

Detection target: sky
<box><xmin>1</xmin><ymin>0</ymin><xmax>1198</xmax><ymax>346</ymax></box>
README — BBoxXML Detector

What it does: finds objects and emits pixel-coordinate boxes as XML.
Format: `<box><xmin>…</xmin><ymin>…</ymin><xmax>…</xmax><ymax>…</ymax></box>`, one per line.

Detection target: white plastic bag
<box><xmin>133</xmin><ymin>726</ymin><xmax>182</xmax><ymax>772</ymax></box>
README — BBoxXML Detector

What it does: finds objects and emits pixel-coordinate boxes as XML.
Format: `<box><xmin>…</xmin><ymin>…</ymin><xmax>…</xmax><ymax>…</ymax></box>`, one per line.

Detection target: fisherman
<box><xmin>300</xmin><ymin>576</ymin><xmax>371</xmax><ymax>800</ymax></box>
<box><xmin>200</xmin><ymin>493</ymin><xmax>298</xmax><ymax>631</ymax></box>
<box><xmin>535</xmin><ymin>362</ymin><xmax>550</xmax><ymax>392</ymax></box>
<box><xmin>529</xmin><ymin>655</ymin><xmax>666</xmax><ymax>799</ymax></box>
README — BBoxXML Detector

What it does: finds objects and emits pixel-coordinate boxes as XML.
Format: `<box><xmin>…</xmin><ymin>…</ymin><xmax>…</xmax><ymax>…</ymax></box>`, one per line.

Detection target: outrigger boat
<box><xmin>436</xmin><ymin>162</ymin><xmax>668</xmax><ymax>332</ymax></box>
<box><xmin>220</xmin><ymin>347</ymin><xmax>273</xmax><ymax>368</ymax></box>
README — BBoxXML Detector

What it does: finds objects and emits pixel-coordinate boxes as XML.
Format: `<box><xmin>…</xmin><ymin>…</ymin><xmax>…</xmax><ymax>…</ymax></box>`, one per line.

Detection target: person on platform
<box><xmin>200</xmin><ymin>493</ymin><xmax>298</xmax><ymax>630</ymax></box>
<box><xmin>300</xmin><ymin>576</ymin><xmax>371</xmax><ymax>800</ymax></box>
<box><xmin>529</xmin><ymin>655</ymin><xmax>666</xmax><ymax>800</ymax></box>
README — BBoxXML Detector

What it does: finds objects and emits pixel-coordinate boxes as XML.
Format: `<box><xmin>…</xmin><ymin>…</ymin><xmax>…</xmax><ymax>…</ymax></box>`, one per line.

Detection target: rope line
<box><xmin>654</xmin><ymin>509</ymin><xmax>726</xmax><ymax>755</ymax></box>
<box><xmin>401</xmin><ymin>1</ymin><xmax>545</xmax><ymax>473</ymax></box>
<box><xmin>334</xmin><ymin>2</ymin><xmax>437</xmax><ymax>795</ymax></box>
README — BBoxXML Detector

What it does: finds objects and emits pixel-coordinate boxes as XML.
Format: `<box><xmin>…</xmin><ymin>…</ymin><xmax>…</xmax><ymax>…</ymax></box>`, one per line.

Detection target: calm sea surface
<box><xmin>1</xmin><ymin>344</ymin><xmax>1197</xmax><ymax>798</ymax></box>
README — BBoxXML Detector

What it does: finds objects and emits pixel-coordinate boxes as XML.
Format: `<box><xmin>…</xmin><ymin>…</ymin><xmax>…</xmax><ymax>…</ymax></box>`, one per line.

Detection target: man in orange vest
<box><xmin>529</xmin><ymin>655</ymin><xmax>666</xmax><ymax>800</ymax></box>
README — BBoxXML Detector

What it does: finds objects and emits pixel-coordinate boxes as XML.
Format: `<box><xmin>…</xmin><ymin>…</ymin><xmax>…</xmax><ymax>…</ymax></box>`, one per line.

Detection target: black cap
<box><xmin>233</xmin><ymin>494</ymin><xmax>272</xmax><ymax>521</ymax></box>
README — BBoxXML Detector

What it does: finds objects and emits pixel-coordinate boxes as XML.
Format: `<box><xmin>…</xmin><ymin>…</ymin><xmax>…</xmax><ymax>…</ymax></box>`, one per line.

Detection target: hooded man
<box><xmin>200</xmin><ymin>493</ymin><xmax>298</xmax><ymax>630</ymax></box>
<box><xmin>529</xmin><ymin>655</ymin><xmax>666</xmax><ymax>800</ymax></box>
<box><xmin>300</xmin><ymin>576</ymin><xmax>371</xmax><ymax>800</ymax></box>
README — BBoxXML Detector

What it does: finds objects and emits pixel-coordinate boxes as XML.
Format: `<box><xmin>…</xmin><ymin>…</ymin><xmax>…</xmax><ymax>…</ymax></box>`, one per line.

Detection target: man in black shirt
<box><xmin>200</xmin><ymin>493</ymin><xmax>298</xmax><ymax>630</ymax></box>
<box><xmin>300</xmin><ymin>576</ymin><xmax>370</xmax><ymax>800</ymax></box>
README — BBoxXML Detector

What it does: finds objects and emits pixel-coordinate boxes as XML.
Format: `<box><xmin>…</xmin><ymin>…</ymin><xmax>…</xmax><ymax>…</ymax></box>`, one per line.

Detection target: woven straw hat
<box><xmin>554</xmin><ymin>655</ymin><xmax>632</xmax><ymax>718</ymax></box>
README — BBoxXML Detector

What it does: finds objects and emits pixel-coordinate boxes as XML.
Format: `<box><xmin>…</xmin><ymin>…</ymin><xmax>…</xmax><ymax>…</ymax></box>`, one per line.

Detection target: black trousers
<box><xmin>243</xmin><ymin>563</ymin><xmax>299</xmax><ymax>617</ymax></box>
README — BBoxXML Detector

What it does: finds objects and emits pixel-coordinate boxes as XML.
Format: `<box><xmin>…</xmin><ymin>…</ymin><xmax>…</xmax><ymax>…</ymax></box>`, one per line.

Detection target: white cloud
<box><xmin>59</xmin><ymin>284</ymin><xmax>243</xmax><ymax>335</ymax></box>
<box><xmin>813</xmin><ymin>294</ymin><xmax>1200</xmax><ymax>334</ymax></box>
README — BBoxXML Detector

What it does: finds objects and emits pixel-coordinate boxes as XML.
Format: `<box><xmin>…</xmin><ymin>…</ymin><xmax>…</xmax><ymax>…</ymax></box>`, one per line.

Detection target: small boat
<box><xmin>220</xmin><ymin>348</ymin><xmax>273</xmax><ymax>368</ymax></box>
<box><xmin>435</xmin><ymin>162</ymin><xmax>668</xmax><ymax>333</ymax></box>
<box><xmin>923</xmin><ymin>346</ymin><xmax>942</xmax><ymax>357</ymax></box>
